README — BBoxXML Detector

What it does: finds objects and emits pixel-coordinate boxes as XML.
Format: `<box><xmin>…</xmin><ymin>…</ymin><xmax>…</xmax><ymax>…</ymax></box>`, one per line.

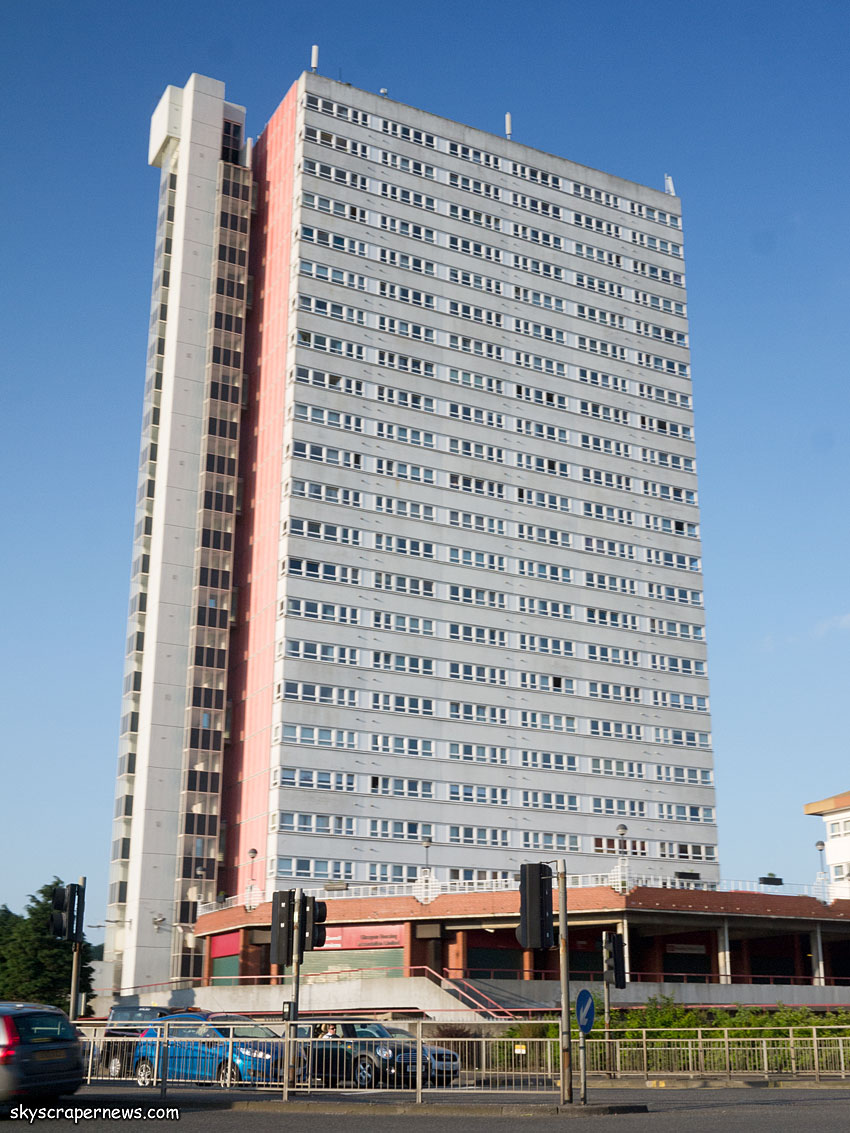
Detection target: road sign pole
<box><xmin>575</xmin><ymin>988</ymin><xmax>595</xmax><ymax>1103</ymax></box>
<box><xmin>557</xmin><ymin>859</ymin><xmax>572</xmax><ymax>1104</ymax></box>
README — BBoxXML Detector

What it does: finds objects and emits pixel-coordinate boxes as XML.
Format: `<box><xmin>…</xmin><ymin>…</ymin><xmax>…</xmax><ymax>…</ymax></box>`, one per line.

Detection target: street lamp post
<box><xmin>816</xmin><ymin>840</ymin><xmax>828</xmax><ymax>898</ymax></box>
<box><xmin>615</xmin><ymin>824</ymin><xmax>628</xmax><ymax>892</ymax></box>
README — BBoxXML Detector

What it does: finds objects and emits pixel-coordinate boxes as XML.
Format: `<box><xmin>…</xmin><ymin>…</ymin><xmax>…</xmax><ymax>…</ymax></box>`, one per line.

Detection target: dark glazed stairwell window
<box><xmin>222</xmin><ymin>121</ymin><xmax>242</xmax><ymax>164</ymax></box>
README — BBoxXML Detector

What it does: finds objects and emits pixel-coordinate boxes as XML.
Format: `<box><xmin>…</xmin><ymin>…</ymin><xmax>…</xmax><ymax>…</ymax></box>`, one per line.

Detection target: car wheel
<box><xmin>107</xmin><ymin>1053</ymin><xmax>123</xmax><ymax>1079</ymax></box>
<box><xmin>217</xmin><ymin>1063</ymin><xmax>241</xmax><ymax>1087</ymax></box>
<box><xmin>354</xmin><ymin>1056</ymin><xmax>374</xmax><ymax>1088</ymax></box>
<box><xmin>136</xmin><ymin>1059</ymin><xmax>155</xmax><ymax>1087</ymax></box>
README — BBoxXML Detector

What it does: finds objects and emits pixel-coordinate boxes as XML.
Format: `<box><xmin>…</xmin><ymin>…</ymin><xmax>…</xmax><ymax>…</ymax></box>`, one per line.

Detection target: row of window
<box><xmin>286</xmin><ymin>556</ymin><xmax>704</xmax><ymax>607</ymax></box>
<box><xmin>272</xmin><ymin>837</ymin><xmax>715</xmax><ymax>881</ymax></box>
<box><xmin>272</xmin><ymin>756</ymin><xmax>712</xmax><ymax>786</ymax></box>
<box><xmin>278</xmin><ymin>673</ymin><xmax>707</xmax><ymax>710</ymax></box>
<box><xmin>277</xmin><ymin>710</ymin><xmax>711</xmax><ymax>747</ymax></box>
<box><xmin>272</xmin><ymin>801</ymin><xmax>713</xmax><ymax>839</ymax></box>
<box><xmin>284</xmin><ymin>595</ymin><xmax>705</xmax><ymax>643</ymax></box>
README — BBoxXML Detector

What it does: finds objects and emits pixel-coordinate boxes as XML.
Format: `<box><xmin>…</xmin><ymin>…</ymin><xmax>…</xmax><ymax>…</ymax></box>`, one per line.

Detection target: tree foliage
<box><xmin>0</xmin><ymin>879</ymin><xmax>94</xmax><ymax>1015</ymax></box>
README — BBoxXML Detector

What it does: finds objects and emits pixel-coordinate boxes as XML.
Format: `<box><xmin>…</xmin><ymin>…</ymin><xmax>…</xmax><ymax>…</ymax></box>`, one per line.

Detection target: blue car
<box><xmin>133</xmin><ymin>1012</ymin><xmax>285</xmax><ymax>1087</ymax></box>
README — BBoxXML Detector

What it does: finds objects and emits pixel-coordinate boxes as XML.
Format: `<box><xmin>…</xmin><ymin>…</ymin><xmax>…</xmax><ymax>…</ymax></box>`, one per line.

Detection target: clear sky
<box><xmin>3</xmin><ymin>0</ymin><xmax>849</xmax><ymax>939</ymax></box>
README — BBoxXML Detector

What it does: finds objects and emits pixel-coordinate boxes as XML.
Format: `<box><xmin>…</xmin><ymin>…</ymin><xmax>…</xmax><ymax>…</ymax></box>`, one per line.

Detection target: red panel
<box><xmin>319</xmin><ymin>925</ymin><xmax>407</xmax><ymax>951</ymax></box>
<box><xmin>210</xmin><ymin>930</ymin><xmax>241</xmax><ymax>958</ymax></box>
<box><xmin>223</xmin><ymin>79</ymin><xmax>300</xmax><ymax>899</ymax></box>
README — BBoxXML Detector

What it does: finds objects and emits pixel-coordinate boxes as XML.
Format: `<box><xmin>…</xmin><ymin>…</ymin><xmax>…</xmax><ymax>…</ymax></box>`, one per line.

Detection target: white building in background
<box><xmin>805</xmin><ymin>791</ymin><xmax>850</xmax><ymax>894</ymax></box>
<box><xmin>107</xmin><ymin>68</ymin><xmax>719</xmax><ymax>993</ymax></box>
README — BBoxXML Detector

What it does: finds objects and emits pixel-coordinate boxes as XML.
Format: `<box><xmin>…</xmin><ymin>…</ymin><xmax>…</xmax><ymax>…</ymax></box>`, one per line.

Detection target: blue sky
<box><xmin>3</xmin><ymin>0</ymin><xmax>849</xmax><ymax>936</ymax></box>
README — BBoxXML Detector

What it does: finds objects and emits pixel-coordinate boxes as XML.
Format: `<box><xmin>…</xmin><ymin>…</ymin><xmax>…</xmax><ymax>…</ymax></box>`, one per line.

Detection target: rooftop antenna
<box><xmin>664</xmin><ymin>173</ymin><xmax>676</xmax><ymax>196</ymax></box>
<box><xmin>505</xmin><ymin>112</ymin><xmax>512</xmax><ymax>140</ymax></box>
<box><xmin>310</xmin><ymin>44</ymin><xmax>319</xmax><ymax>73</ymax></box>
<box><xmin>379</xmin><ymin>88</ymin><xmax>388</xmax><ymax>97</ymax></box>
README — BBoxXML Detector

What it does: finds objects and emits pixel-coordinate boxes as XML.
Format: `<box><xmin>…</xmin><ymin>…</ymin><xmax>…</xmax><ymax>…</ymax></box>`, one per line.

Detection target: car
<box><xmin>295</xmin><ymin>1021</ymin><xmax>398</xmax><ymax>1088</ymax></box>
<box><xmin>99</xmin><ymin>1004</ymin><xmax>201</xmax><ymax>1078</ymax></box>
<box><xmin>296</xmin><ymin>1021</ymin><xmax>458</xmax><ymax>1088</ymax></box>
<box><xmin>133</xmin><ymin>1011</ymin><xmax>286</xmax><ymax>1087</ymax></box>
<box><xmin>0</xmin><ymin>1002</ymin><xmax>83</xmax><ymax>1103</ymax></box>
<box><xmin>364</xmin><ymin>1024</ymin><xmax>460</xmax><ymax>1085</ymax></box>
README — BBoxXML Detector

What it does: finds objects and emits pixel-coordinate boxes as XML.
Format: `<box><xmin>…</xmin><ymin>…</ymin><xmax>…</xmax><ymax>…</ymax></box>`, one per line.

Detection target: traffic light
<box><xmin>50</xmin><ymin>884</ymin><xmax>83</xmax><ymax>942</ymax></box>
<box><xmin>516</xmin><ymin>863</ymin><xmax>555</xmax><ymax>950</ymax></box>
<box><xmin>270</xmin><ymin>889</ymin><xmax>295</xmax><ymax>968</ymax></box>
<box><xmin>602</xmin><ymin>931</ymin><xmax>626</xmax><ymax>989</ymax></box>
<box><xmin>300</xmin><ymin>895</ymin><xmax>328</xmax><ymax>955</ymax></box>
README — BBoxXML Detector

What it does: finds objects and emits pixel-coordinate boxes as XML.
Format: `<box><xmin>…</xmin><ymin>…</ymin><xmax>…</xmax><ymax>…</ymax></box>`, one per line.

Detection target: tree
<box><xmin>0</xmin><ymin>879</ymin><xmax>94</xmax><ymax>1014</ymax></box>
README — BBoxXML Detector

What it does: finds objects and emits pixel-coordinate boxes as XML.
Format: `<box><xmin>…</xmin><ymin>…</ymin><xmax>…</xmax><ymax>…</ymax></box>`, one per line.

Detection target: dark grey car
<box><xmin>0</xmin><ymin>1002</ymin><xmax>83</xmax><ymax>1103</ymax></box>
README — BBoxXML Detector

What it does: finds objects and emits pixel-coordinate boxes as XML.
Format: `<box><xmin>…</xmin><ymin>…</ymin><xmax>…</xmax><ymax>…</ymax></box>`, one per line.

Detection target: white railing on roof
<box><xmin>197</xmin><ymin>872</ymin><xmax>850</xmax><ymax>918</ymax></box>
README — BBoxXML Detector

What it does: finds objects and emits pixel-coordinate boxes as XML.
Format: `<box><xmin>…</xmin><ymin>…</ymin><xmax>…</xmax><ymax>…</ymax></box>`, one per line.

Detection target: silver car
<box><xmin>0</xmin><ymin>1003</ymin><xmax>83</xmax><ymax>1103</ymax></box>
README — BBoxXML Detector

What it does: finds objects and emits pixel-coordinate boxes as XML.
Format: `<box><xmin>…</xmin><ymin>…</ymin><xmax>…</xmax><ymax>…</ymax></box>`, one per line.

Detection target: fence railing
<box><xmin>77</xmin><ymin>1021</ymin><xmax>850</xmax><ymax>1097</ymax></box>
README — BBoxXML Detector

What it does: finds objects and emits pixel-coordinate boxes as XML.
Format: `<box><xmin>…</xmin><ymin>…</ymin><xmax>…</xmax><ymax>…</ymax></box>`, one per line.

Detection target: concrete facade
<box><xmin>109</xmin><ymin>69</ymin><xmax>719</xmax><ymax>995</ymax></box>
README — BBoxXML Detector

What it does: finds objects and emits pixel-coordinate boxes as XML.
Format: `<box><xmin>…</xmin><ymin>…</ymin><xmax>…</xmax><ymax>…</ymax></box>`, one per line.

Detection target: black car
<box><xmin>297</xmin><ymin>1022</ymin><xmax>449</xmax><ymax>1088</ymax></box>
<box><xmin>0</xmin><ymin>1003</ymin><xmax>83</xmax><ymax>1103</ymax></box>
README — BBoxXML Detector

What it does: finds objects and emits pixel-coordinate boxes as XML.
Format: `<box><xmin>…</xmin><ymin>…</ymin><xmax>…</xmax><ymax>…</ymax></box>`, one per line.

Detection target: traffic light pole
<box><xmin>69</xmin><ymin>876</ymin><xmax>85</xmax><ymax>1021</ymax></box>
<box><xmin>557</xmin><ymin>859</ymin><xmax>572</xmax><ymax>1104</ymax></box>
<box><xmin>290</xmin><ymin>887</ymin><xmax>302</xmax><ymax>1022</ymax></box>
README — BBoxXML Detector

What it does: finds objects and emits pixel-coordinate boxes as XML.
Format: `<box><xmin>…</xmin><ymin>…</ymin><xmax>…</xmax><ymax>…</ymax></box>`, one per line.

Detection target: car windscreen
<box><xmin>110</xmin><ymin>1006</ymin><xmax>169</xmax><ymax>1022</ymax></box>
<box><xmin>14</xmin><ymin>1013</ymin><xmax>77</xmax><ymax>1043</ymax></box>
<box><xmin>353</xmin><ymin>1023</ymin><xmax>392</xmax><ymax>1038</ymax></box>
<box><xmin>209</xmin><ymin>1017</ymin><xmax>278</xmax><ymax>1038</ymax></box>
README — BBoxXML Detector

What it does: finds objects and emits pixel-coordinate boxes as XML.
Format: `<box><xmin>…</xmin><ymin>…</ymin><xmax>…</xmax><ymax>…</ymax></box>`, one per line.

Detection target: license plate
<box><xmin>34</xmin><ymin>1049</ymin><xmax>65</xmax><ymax>1062</ymax></box>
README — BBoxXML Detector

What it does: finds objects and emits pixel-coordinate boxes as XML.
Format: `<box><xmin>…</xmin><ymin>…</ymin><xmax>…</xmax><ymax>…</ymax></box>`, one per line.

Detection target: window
<box><xmin>281</xmin><ymin>725</ymin><xmax>356</xmax><ymax>749</ymax></box>
<box><xmin>286</xmin><ymin>640</ymin><xmax>357</xmax><ymax>664</ymax></box>
<box><xmin>450</xmin><ymin>702</ymin><xmax>508</xmax><ymax>725</ymax></box>
<box><xmin>374</xmin><ymin>534</ymin><xmax>435</xmax><ymax>558</ymax></box>
<box><xmin>293</xmin><ymin>401</ymin><xmax>362</xmax><ymax>431</ymax></box>
<box><xmin>372</xmin><ymin>651</ymin><xmax>434</xmax><ymax>675</ymax></box>
<box><xmin>522</xmin><ymin>791</ymin><xmax>577</xmax><ymax>811</ymax></box>
<box><xmin>286</xmin><ymin>597</ymin><xmax>359</xmax><ymax>624</ymax></box>
<box><xmin>371</xmin><ymin>776</ymin><xmax>433</xmax><ymax>798</ymax></box>
<box><xmin>370</xmin><ymin>819</ymin><xmax>432</xmax><ymax>840</ymax></box>
<box><xmin>591</xmin><ymin>758</ymin><xmax>644</xmax><ymax>779</ymax></box>
<box><xmin>449</xmin><ymin>826</ymin><xmax>509</xmax><ymax>846</ymax></box>
<box><xmin>371</xmin><ymin>734</ymin><xmax>434</xmax><ymax>757</ymax></box>
<box><xmin>449</xmin><ymin>663</ymin><xmax>507</xmax><ymax>685</ymax></box>
<box><xmin>282</xmin><ymin>681</ymin><xmax>357</xmax><ymax>706</ymax></box>
<box><xmin>449</xmin><ymin>585</ymin><xmax>506</xmax><ymax>608</ymax></box>
<box><xmin>450</xmin><ymin>784</ymin><xmax>508</xmax><ymax>805</ymax></box>
<box><xmin>518</xmin><ymin>634</ymin><xmax>573</xmax><ymax>656</ymax></box>
<box><xmin>449</xmin><ymin>743</ymin><xmax>508</xmax><ymax>764</ymax></box>
<box><xmin>372</xmin><ymin>611</ymin><xmax>434</xmax><ymax>636</ymax></box>
<box><xmin>372</xmin><ymin>692</ymin><xmax>434</xmax><ymax>716</ymax></box>
<box><xmin>521</xmin><ymin>750</ymin><xmax>576</xmax><ymax>772</ymax></box>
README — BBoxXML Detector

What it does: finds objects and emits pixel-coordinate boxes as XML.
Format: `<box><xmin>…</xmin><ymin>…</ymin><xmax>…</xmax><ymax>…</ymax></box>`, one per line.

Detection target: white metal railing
<box><xmin>199</xmin><ymin>871</ymin><xmax>850</xmax><ymax>917</ymax></box>
<box><xmin>77</xmin><ymin>1023</ymin><xmax>850</xmax><ymax>1095</ymax></box>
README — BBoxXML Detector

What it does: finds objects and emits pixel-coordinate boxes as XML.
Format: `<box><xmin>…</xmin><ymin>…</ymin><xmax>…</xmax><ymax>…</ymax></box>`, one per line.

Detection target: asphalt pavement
<box><xmin>6</xmin><ymin>1085</ymin><xmax>850</xmax><ymax>1130</ymax></box>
